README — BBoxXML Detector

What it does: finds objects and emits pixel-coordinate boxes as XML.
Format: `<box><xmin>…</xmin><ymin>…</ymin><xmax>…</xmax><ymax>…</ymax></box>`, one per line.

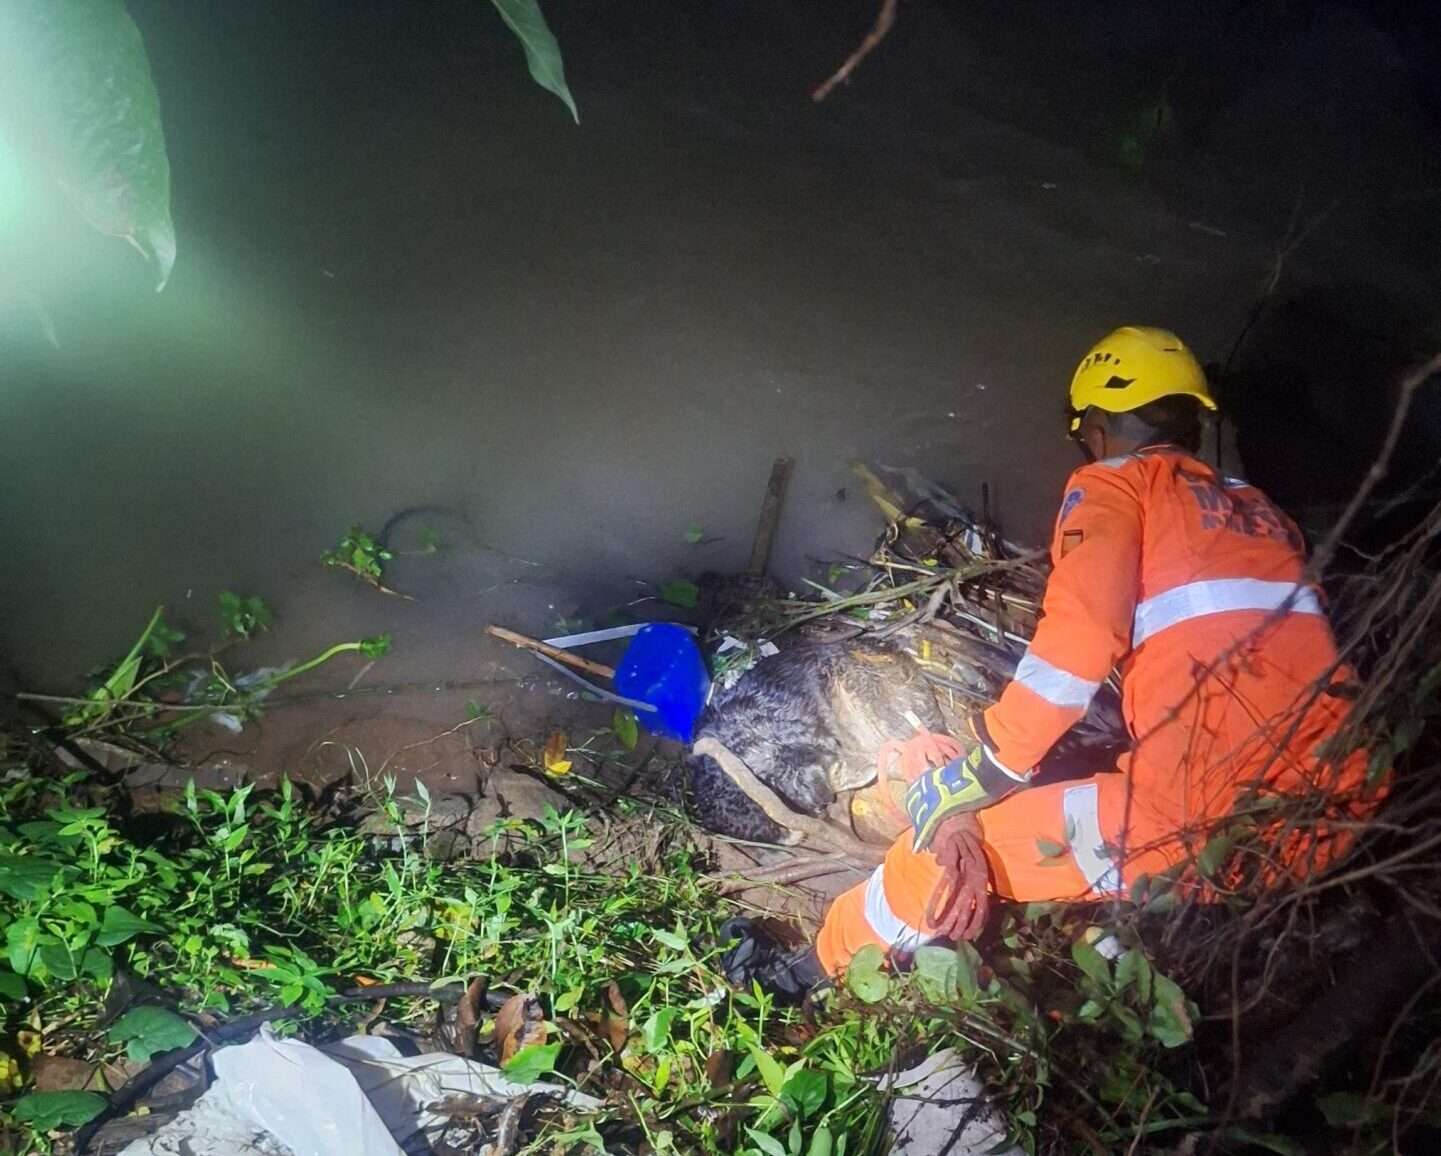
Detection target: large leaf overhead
<box><xmin>489</xmin><ymin>0</ymin><xmax>579</xmax><ymax>123</ymax></box>
<box><xmin>0</xmin><ymin>0</ymin><xmax>175</xmax><ymax>290</ymax></box>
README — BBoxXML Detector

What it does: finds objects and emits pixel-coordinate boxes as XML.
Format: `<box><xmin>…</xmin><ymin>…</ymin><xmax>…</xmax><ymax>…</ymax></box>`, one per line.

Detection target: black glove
<box><xmin>718</xmin><ymin>918</ymin><xmax>828</xmax><ymax>1003</ymax></box>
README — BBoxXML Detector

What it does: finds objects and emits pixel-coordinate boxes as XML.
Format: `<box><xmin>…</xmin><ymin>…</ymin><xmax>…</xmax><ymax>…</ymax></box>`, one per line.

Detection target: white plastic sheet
<box><xmin>120</xmin><ymin>1027</ymin><xmax>601</xmax><ymax>1156</ymax></box>
<box><xmin>875</xmin><ymin>1048</ymin><xmax>1023</xmax><ymax>1156</ymax></box>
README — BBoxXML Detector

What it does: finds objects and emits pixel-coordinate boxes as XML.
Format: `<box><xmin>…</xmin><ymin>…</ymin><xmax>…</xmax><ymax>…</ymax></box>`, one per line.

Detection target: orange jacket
<box><xmin>816</xmin><ymin>447</ymin><xmax>1366</xmax><ymax>975</ymax></box>
<box><xmin>982</xmin><ymin>447</ymin><xmax>1323</xmax><ymax>776</ymax></box>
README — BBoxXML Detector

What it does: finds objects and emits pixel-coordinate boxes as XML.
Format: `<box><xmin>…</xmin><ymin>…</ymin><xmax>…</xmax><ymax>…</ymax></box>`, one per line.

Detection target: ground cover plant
<box><xmin>0</xmin><ymin>752</ymin><xmax>1220</xmax><ymax>1155</ymax></box>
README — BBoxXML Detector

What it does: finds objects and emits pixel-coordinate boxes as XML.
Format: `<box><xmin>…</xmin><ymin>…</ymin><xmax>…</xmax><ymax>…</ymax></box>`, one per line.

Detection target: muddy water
<box><xmin>0</xmin><ymin>1</ymin><xmax>1270</xmax><ymax>759</ymax></box>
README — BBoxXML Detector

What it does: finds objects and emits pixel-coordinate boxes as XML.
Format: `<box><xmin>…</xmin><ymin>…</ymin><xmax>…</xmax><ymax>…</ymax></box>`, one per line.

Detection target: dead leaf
<box><xmin>494</xmin><ymin>993</ymin><xmax>547</xmax><ymax>1064</ymax></box>
<box><xmin>452</xmin><ymin>977</ymin><xmax>487</xmax><ymax>1058</ymax></box>
<box><xmin>542</xmin><ymin>732</ymin><xmax>572</xmax><ymax>776</ymax></box>
<box><xmin>602</xmin><ymin>981</ymin><xmax>630</xmax><ymax>1054</ymax></box>
<box><xmin>31</xmin><ymin>1055</ymin><xmax>99</xmax><ymax>1093</ymax></box>
<box><xmin>705</xmin><ymin>1048</ymin><xmax>732</xmax><ymax>1087</ymax></box>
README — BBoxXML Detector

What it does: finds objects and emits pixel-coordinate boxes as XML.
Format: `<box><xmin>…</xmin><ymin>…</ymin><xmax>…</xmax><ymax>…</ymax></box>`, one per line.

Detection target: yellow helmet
<box><xmin>1068</xmin><ymin>326</ymin><xmax>1217</xmax><ymax>432</ymax></box>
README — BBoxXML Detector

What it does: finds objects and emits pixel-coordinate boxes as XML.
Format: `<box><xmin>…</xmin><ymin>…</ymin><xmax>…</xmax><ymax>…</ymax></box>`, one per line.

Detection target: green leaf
<box><xmin>1114</xmin><ymin>948</ymin><xmax>1146</xmax><ymax>996</ymax></box>
<box><xmin>652</xmin><ymin>927</ymin><xmax>687</xmax><ymax>952</ymax></box>
<box><xmin>1317</xmin><ymin>1091</ymin><xmax>1378</xmax><ymax>1127</ymax></box>
<box><xmin>780</xmin><ymin>1068</ymin><xmax>828</xmax><ymax>1119</ymax></box>
<box><xmin>747</xmin><ymin>1129</ymin><xmax>787</xmax><ymax>1156</ymax></box>
<box><xmin>1134</xmin><ymin>951</ymin><xmax>1153</xmax><ymax>1003</ymax></box>
<box><xmin>36</xmin><ymin>943</ymin><xmax>80</xmax><ymax>982</ymax></box>
<box><xmin>1071</xmin><ymin>937</ymin><xmax>1112</xmax><ymax>990</ymax></box>
<box><xmin>81</xmin><ymin>947</ymin><xmax>113</xmax><ymax>982</ymax></box>
<box><xmin>0</xmin><ymin>2</ymin><xmax>175</xmax><ymax>288</ymax></box>
<box><xmin>6</xmin><ymin>917</ymin><xmax>44</xmax><ymax>977</ymax></box>
<box><xmin>1217</xmin><ymin>1129</ymin><xmax>1307</xmax><ymax>1156</ymax></box>
<box><xmin>1196</xmin><ymin>834</ymin><xmax>1234</xmax><ymax>880</ymax></box>
<box><xmin>1034</xmin><ymin>837</ymin><xmax>1068</xmax><ymax>861</ymax></box>
<box><xmin>218</xmin><ymin>591</ymin><xmax>272</xmax><ymax>638</ymax></box>
<box><xmin>552</xmin><ymin>985</ymin><xmax>582</xmax><ymax>1014</ymax></box>
<box><xmin>0</xmin><ymin>970</ymin><xmax>27</xmax><ymax>1000</ymax></box>
<box><xmin>1110</xmin><ymin>1004</ymin><xmax>1145</xmax><ymax>1041</ymax></box>
<box><xmin>684</xmin><ymin>523</ymin><xmax>705</xmax><ymax>544</ymax></box>
<box><xmin>96</xmin><ymin>905</ymin><xmax>162</xmax><ymax>947</ymax></box>
<box><xmin>913</xmin><ymin>945</ymin><xmax>962</xmax><ymax>1004</ymax></box>
<box><xmin>613</xmin><ymin>708</ymin><xmax>639</xmax><ymax>752</ymax></box>
<box><xmin>641</xmin><ymin>1008</ymin><xmax>676</xmax><ymax>1052</ymax></box>
<box><xmin>107</xmin><ymin>1006</ymin><xmax>198</xmax><ymax>1062</ymax></box>
<box><xmin>488</xmin><ymin>0</ymin><xmax>579</xmax><ymax>123</ymax></box>
<box><xmin>1148</xmin><ymin>973</ymin><xmax>1195</xmax><ymax>1048</ymax></box>
<box><xmin>953</xmin><ymin>941</ymin><xmax>981</xmax><ymax>1000</ymax></box>
<box><xmin>746</xmin><ymin>1044</ymin><xmax>786</xmax><ymax>1098</ymax></box>
<box><xmin>359</xmin><ymin>633</ymin><xmax>393</xmax><ymax>659</ymax></box>
<box><xmin>502</xmin><ymin>1040</ymin><xmax>562</xmax><ymax>1083</ymax></box>
<box><xmin>0</xmin><ymin>853</ymin><xmax>64</xmax><ymax>901</ymax></box>
<box><xmin>660</xmin><ymin>580</ymin><xmax>700</xmax><ymax>609</ymax></box>
<box><xmin>845</xmin><ymin>943</ymin><xmax>890</xmax><ymax>1004</ymax></box>
<box><xmin>10</xmin><ymin>1089</ymin><xmax>106</xmax><ymax>1132</ymax></box>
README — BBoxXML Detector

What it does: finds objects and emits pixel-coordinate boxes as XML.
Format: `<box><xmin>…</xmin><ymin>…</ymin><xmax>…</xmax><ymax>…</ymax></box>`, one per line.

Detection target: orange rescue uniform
<box><xmin>818</xmin><ymin>447</ymin><xmax>1367</xmax><ymax>973</ymax></box>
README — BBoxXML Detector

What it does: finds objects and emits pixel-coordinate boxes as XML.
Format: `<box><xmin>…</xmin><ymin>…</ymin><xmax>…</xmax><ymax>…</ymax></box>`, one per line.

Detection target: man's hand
<box><xmin>925</xmin><ymin>812</ymin><xmax>991</xmax><ymax>941</ymax></box>
<box><xmin>906</xmin><ymin>729</ymin><xmax>1026</xmax><ymax>850</ymax></box>
<box><xmin>717</xmin><ymin>918</ymin><xmax>828</xmax><ymax>1003</ymax></box>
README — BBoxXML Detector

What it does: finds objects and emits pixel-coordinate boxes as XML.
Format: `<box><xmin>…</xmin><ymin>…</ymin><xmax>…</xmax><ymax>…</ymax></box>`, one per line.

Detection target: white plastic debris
<box><xmin>120</xmin><ymin>1027</ymin><xmax>601</xmax><ymax>1156</ymax></box>
<box><xmin>121</xmin><ymin>1027</ymin><xmax>400</xmax><ymax>1156</ymax></box>
<box><xmin>325</xmin><ymin>1034</ymin><xmax>600</xmax><ymax>1150</ymax></box>
<box><xmin>874</xmin><ymin>1048</ymin><xmax>1023</xmax><ymax>1156</ymax></box>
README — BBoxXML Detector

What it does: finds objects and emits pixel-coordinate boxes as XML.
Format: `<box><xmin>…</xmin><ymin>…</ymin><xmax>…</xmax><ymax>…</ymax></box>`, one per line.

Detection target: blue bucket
<box><xmin>614</xmin><ymin>623</ymin><xmax>710</xmax><ymax>742</ymax></box>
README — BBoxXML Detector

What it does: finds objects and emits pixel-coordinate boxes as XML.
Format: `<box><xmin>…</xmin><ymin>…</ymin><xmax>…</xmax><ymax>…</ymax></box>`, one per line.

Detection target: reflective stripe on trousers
<box><xmin>1061</xmin><ymin>782</ymin><xmax>1122</xmax><ymax>895</ymax></box>
<box><xmin>862</xmin><ymin>865</ymin><xmax>927</xmax><ymax>951</ymax></box>
<box><xmin>1132</xmin><ymin>578</ymin><xmax>1323</xmax><ymax>647</ymax></box>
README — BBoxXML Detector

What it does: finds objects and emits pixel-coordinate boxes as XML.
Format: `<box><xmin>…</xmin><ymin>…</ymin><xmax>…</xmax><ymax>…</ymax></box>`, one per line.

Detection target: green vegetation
<box><xmin>0</xmin><ymin>760</ymin><xmax>1215</xmax><ymax>1155</ymax></box>
<box><xmin>320</xmin><ymin>525</ymin><xmax>407</xmax><ymax>597</ymax></box>
<box><xmin>46</xmin><ymin>595</ymin><xmax>389</xmax><ymax>742</ymax></box>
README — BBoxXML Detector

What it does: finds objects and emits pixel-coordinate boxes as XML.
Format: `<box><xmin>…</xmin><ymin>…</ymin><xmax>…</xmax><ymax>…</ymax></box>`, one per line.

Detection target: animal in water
<box><xmin>686</xmin><ymin>638</ymin><xmax>946</xmax><ymax>843</ymax></box>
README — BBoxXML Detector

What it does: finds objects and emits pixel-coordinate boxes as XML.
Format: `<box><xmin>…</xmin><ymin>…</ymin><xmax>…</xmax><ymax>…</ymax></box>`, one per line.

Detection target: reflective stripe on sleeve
<box><xmin>1061</xmin><ymin>782</ymin><xmax>1122</xmax><ymax>895</ymax></box>
<box><xmin>1132</xmin><ymin>578</ymin><xmax>1323</xmax><ymax>647</ymax></box>
<box><xmin>1014</xmin><ymin>651</ymin><xmax>1103</xmax><ymax>710</ymax></box>
<box><xmin>862</xmin><ymin>866</ymin><xmax>927</xmax><ymax>951</ymax></box>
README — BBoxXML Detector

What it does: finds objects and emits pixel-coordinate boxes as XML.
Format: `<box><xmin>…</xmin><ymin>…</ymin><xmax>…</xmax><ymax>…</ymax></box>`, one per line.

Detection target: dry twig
<box><xmin>811</xmin><ymin>0</ymin><xmax>898</xmax><ymax>102</ymax></box>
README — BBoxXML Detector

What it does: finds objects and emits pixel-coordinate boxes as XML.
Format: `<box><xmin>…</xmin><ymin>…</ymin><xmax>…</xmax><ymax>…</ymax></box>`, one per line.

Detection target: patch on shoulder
<box><xmin>1058</xmin><ymin>487</ymin><xmax>1085</xmax><ymax>525</ymax></box>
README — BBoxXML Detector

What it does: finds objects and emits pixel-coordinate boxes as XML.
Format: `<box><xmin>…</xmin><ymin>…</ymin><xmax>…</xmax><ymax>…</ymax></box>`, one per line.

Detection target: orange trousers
<box><xmin>817</xmin><ymin>617</ymin><xmax>1370</xmax><ymax>975</ymax></box>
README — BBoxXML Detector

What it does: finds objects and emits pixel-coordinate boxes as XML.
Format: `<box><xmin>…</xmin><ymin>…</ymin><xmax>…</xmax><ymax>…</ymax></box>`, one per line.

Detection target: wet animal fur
<box><xmin>687</xmin><ymin>639</ymin><xmax>946</xmax><ymax>843</ymax></box>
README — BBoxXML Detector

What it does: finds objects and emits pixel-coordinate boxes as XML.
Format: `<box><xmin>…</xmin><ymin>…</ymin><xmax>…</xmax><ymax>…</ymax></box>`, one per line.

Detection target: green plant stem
<box><xmin>265</xmin><ymin>642</ymin><xmax>368</xmax><ymax>688</ymax></box>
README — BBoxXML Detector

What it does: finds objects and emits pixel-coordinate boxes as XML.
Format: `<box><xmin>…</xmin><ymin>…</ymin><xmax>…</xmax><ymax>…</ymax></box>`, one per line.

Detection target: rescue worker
<box><xmin>722</xmin><ymin>326</ymin><xmax>1368</xmax><ymax>999</ymax></box>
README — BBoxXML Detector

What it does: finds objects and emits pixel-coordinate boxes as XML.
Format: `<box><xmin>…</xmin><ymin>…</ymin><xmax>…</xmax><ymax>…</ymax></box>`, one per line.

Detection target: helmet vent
<box><xmin>1102</xmin><ymin>375</ymin><xmax>1136</xmax><ymax>390</ymax></box>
